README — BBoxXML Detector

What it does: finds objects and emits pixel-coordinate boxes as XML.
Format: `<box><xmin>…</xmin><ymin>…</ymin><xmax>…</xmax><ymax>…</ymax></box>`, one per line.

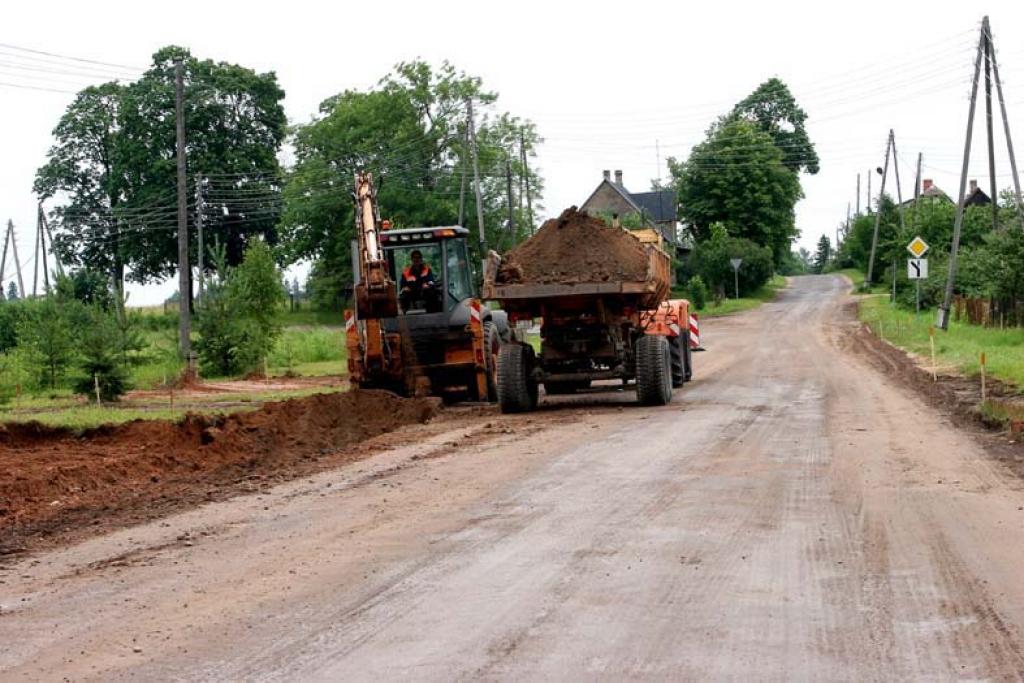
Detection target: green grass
<box><xmin>694</xmin><ymin>275</ymin><xmax>788</xmax><ymax>318</ymax></box>
<box><xmin>860</xmin><ymin>295</ymin><xmax>1024</xmax><ymax>389</ymax></box>
<box><xmin>279</xmin><ymin>308</ymin><xmax>345</xmax><ymax>327</ymax></box>
<box><xmin>0</xmin><ymin>406</ymin><xmax>249</xmax><ymax>430</ymax></box>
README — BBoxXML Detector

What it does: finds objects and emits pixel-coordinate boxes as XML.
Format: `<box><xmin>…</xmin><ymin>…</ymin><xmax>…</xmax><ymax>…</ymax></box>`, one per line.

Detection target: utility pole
<box><xmin>458</xmin><ymin>126</ymin><xmax>468</xmax><ymax>227</ymax></box>
<box><xmin>846</xmin><ymin>202</ymin><xmax>851</xmax><ymax>239</ymax></box>
<box><xmin>913</xmin><ymin>152</ymin><xmax>923</xmax><ymax>228</ymax></box>
<box><xmin>9</xmin><ymin>221</ymin><xmax>25</xmax><ymax>299</ymax></box>
<box><xmin>987</xmin><ymin>18</ymin><xmax>1024</xmax><ymax>227</ymax></box>
<box><xmin>505</xmin><ymin>155</ymin><xmax>515</xmax><ymax>243</ymax></box>
<box><xmin>38</xmin><ymin>212</ymin><xmax>49</xmax><ymax>295</ymax></box>
<box><xmin>38</xmin><ymin>206</ymin><xmax>62</xmax><ymax>278</ymax></box>
<box><xmin>866</xmin><ymin>134</ymin><xmax>892</xmax><ymax>285</ymax></box>
<box><xmin>518</xmin><ymin>131</ymin><xmax>526</xmax><ymax>218</ymax></box>
<box><xmin>891</xmin><ymin>131</ymin><xmax>907</xmax><ymax>304</ymax></box>
<box><xmin>939</xmin><ymin>23</ymin><xmax>985</xmax><ymax>330</ymax></box>
<box><xmin>521</xmin><ymin>132</ymin><xmax>535</xmax><ymax>234</ymax></box>
<box><xmin>856</xmin><ymin>173</ymin><xmax>861</xmax><ymax>215</ymax></box>
<box><xmin>0</xmin><ymin>220</ymin><xmax>9</xmax><ymax>294</ymax></box>
<box><xmin>983</xmin><ymin>20</ymin><xmax>999</xmax><ymax>233</ymax></box>
<box><xmin>195</xmin><ymin>177</ymin><xmax>205</xmax><ymax>305</ymax></box>
<box><xmin>868</xmin><ymin>167</ymin><xmax>876</xmax><ymax>214</ymax></box>
<box><xmin>32</xmin><ymin>214</ymin><xmax>41</xmax><ymax>298</ymax></box>
<box><xmin>174</xmin><ymin>57</ymin><xmax>193</xmax><ymax>370</ymax></box>
<box><xmin>466</xmin><ymin>98</ymin><xmax>487</xmax><ymax>274</ymax></box>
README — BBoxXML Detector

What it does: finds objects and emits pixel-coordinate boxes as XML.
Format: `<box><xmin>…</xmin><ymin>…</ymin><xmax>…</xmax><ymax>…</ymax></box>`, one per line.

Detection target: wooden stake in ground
<box><xmin>929</xmin><ymin>326</ymin><xmax>937</xmax><ymax>381</ymax></box>
<box><xmin>980</xmin><ymin>351</ymin><xmax>987</xmax><ymax>402</ymax></box>
<box><xmin>93</xmin><ymin>373</ymin><xmax>101</xmax><ymax>406</ymax></box>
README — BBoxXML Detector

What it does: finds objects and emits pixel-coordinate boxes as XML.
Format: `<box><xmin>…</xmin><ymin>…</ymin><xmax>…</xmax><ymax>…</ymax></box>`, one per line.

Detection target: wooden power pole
<box><xmin>466</xmin><ymin>98</ymin><xmax>487</xmax><ymax>273</ymax></box>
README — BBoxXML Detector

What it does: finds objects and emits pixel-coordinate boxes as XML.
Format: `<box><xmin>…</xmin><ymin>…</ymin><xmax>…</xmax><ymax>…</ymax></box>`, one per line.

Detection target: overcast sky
<box><xmin>2</xmin><ymin>0</ymin><xmax>1022</xmax><ymax>305</ymax></box>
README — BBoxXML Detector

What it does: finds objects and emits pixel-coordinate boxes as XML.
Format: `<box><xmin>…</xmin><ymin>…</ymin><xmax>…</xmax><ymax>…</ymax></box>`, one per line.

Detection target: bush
<box><xmin>17</xmin><ymin>298</ymin><xmax>79</xmax><ymax>390</ymax></box>
<box><xmin>196</xmin><ymin>239</ymin><xmax>286</xmax><ymax>377</ymax></box>
<box><xmin>689</xmin><ymin>234</ymin><xmax>774</xmax><ymax>298</ymax></box>
<box><xmin>687</xmin><ymin>275</ymin><xmax>708</xmax><ymax>311</ymax></box>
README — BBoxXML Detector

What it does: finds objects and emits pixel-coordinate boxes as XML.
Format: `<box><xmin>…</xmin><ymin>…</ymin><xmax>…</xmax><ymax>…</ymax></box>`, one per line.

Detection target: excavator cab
<box><xmin>381</xmin><ymin>227</ymin><xmax>475</xmax><ymax>315</ymax></box>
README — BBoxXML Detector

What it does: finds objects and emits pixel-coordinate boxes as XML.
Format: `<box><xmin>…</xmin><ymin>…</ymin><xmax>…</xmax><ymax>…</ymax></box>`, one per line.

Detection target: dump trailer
<box><xmin>482</xmin><ymin>226</ymin><xmax>692</xmax><ymax>413</ymax></box>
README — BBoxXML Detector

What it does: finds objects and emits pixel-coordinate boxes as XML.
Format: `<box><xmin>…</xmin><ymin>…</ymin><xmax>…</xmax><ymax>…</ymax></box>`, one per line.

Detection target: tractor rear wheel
<box><xmin>483</xmin><ymin>321</ymin><xmax>501</xmax><ymax>401</ymax></box>
<box><xmin>497</xmin><ymin>343</ymin><xmax>538</xmax><ymax>413</ymax></box>
<box><xmin>635</xmin><ymin>334</ymin><xmax>673</xmax><ymax>406</ymax></box>
<box><xmin>669</xmin><ymin>335</ymin><xmax>685</xmax><ymax>388</ymax></box>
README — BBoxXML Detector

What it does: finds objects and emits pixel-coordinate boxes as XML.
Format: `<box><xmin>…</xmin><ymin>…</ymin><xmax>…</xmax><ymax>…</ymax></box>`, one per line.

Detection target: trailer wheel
<box><xmin>669</xmin><ymin>335</ymin><xmax>685</xmax><ymax>388</ymax></box>
<box><xmin>683</xmin><ymin>331</ymin><xmax>693</xmax><ymax>382</ymax></box>
<box><xmin>483</xmin><ymin>321</ymin><xmax>500</xmax><ymax>401</ymax></box>
<box><xmin>636</xmin><ymin>334</ymin><xmax>673</xmax><ymax>406</ymax></box>
<box><xmin>498</xmin><ymin>343</ymin><xmax>538</xmax><ymax>413</ymax></box>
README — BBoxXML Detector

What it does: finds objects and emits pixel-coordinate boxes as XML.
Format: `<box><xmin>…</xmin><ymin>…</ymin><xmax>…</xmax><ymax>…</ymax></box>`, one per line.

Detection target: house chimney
<box><xmin>614</xmin><ymin>169</ymin><xmax>623</xmax><ymax>186</ymax></box>
<box><xmin>603</xmin><ymin>170</ymin><xmax>610</xmax><ymax>181</ymax></box>
<box><xmin>922</xmin><ymin>178</ymin><xmax>933</xmax><ymax>192</ymax></box>
<box><xmin>969</xmin><ymin>179</ymin><xmax>978</xmax><ymax>193</ymax></box>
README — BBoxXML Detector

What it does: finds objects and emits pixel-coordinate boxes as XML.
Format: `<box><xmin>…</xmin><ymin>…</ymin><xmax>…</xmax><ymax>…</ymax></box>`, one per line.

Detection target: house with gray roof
<box><xmin>580</xmin><ymin>169</ymin><xmax>680</xmax><ymax>249</ymax></box>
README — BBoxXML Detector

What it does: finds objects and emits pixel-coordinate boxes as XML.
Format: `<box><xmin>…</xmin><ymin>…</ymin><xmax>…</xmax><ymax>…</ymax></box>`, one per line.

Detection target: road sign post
<box><xmin>730</xmin><ymin>258</ymin><xmax>743</xmax><ymax>299</ymax></box>
<box><xmin>906</xmin><ymin>237</ymin><xmax>930</xmax><ymax>315</ymax></box>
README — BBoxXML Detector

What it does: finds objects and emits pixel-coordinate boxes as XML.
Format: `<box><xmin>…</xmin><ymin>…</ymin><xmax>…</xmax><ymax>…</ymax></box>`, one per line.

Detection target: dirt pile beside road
<box><xmin>0</xmin><ymin>390</ymin><xmax>439</xmax><ymax>553</ymax></box>
<box><xmin>496</xmin><ymin>206</ymin><xmax>649</xmax><ymax>285</ymax></box>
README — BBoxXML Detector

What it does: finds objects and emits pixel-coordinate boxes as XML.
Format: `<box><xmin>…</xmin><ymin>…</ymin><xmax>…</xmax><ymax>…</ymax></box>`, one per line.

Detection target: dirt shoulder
<box><xmin>844</xmin><ymin>299</ymin><xmax>1024</xmax><ymax>481</ymax></box>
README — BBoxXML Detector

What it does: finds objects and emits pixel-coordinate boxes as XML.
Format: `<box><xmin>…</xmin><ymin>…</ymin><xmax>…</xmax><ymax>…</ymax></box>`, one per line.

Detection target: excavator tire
<box><xmin>683</xmin><ymin>331</ymin><xmax>693</xmax><ymax>382</ymax></box>
<box><xmin>497</xmin><ymin>343</ymin><xmax>538</xmax><ymax>413</ymax></box>
<box><xmin>483</xmin><ymin>321</ymin><xmax>501</xmax><ymax>401</ymax></box>
<box><xmin>636</xmin><ymin>334</ymin><xmax>673</xmax><ymax>406</ymax></box>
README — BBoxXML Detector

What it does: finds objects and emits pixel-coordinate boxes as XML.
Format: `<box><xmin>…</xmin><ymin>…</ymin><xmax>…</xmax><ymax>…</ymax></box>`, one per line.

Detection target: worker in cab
<box><xmin>400</xmin><ymin>249</ymin><xmax>438</xmax><ymax>312</ymax></box>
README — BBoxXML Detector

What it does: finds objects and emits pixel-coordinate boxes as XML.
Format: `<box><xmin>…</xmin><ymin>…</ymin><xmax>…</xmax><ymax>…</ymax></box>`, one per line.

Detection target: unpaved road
<box><xmin>3</xmin><ymin>275</ymin><xmax>1024</xmax><ymax>680</ymax></box>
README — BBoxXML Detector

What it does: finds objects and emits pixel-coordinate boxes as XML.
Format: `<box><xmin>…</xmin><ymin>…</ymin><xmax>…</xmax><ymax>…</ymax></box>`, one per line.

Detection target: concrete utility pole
<box><xmin>867</xmin><ymin>169</ymin><xmax>872</xmax><ymax>214</ymax></box>
<box><xmin>32</xmin><ymin>214</ymin><xmax>40</xmax><ymax>298</ymax></box>
<box><xmin>0</xmin><ymin>220</ymin><xmax>9</xmax><ymax>293</ymax></box>
<box><xmin>505</xmin><ymin>156</ymin><xmax>515</xmax><ymax>241</ymax></box>
<box><xmin>913</xmin><ymin>152</ymin><xmax>923</xmax><ymax>227</ymax></box>
<box><xmin>856</xmin><ymin>173</ymin><xmax>861</xmax><ymax>215</ymax></box>
<box><xmin>8</xmin><ymin>221</ymin><xmax>25</xmax><ymax>299</ymax></box>
<box><xmin>938</xmin><ymin>23</ymin><xmax>985</xmax><ymax>330</ymax></box>
<box><xmin>987</xmin><ymin>18</ymin><xmax>1024</xmax><ymax>228</ymax></box>
<box><xmin>174</xmin><ymin>58</ymin><xmax>193</xmax><ymax>369</ymax></box>
<box><xmin>466</xmin><ymin>98</ymin><xmax>487</xmax><ymax>274</ymax></box>
<box><xmin>195</xmin><ymin>177</ymin><xmax>205</xmax><ymax>305</ymax></box>
<box><xmin>458</xmin><ymin>126</ymin><xmax>468</xmax><ymax>227</ymax></box>
<box><xmin>521</xmin><ymin>131</ymin><xmax>535</xmax><ymax>234</ymax></box>
<box><xmin>38</xmin><ymin>211</ymin><xmax>49</xmax><ymax>295</ymax></box>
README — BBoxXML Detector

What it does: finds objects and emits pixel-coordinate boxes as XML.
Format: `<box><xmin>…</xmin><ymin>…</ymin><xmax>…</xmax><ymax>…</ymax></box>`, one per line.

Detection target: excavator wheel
<box><xmin>483</xmin><ymin>321</ymin><xmax>501</xmax><ymax>401</ymax></box>
<box><xmin>635</xmin><ymin>334</ymin><xmax>673</xmax><ymax>406</ymax></box>
<box><xmin>497</xmin><ymin>343</ymin><xmax>538</xmax><ymax>413</ymax></box>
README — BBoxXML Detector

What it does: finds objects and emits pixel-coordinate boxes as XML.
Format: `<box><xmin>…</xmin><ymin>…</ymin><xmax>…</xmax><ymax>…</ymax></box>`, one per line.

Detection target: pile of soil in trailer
<box><xmin>0</xmin><ymin>390</ymin><xmax>439</xmax><ymax>553</ymax></box>
<box><xmin>496</xmin><ymin>206</ymin><xmax>650</xmax><ymax>285</ymax></box>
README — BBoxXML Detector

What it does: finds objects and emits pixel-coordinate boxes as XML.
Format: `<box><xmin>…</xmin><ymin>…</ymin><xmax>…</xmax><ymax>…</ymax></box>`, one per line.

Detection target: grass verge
<box><xmin>693</xmin><ymin>274</ymin><xmax>788</xmax><ymax>318</ymax></box>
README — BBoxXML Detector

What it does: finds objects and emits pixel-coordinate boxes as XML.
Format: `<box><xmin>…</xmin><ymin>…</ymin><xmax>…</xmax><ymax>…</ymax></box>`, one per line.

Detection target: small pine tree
<box><xmin>7</xmin><ymin>282</ymin><xmax>19</xmax><ymax>301</ymax></box>
<box><xmin>73</xmin><ymin>307</ymin><xmax>131</xmax><ymax>401</ymax></box>
<box><xmin>17</xmin><ymin>298</ymin><xmax>76</xmax><ymax>389</ymax></box>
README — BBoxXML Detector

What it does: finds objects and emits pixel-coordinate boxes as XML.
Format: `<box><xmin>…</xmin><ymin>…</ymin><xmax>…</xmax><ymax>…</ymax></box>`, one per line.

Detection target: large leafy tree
<box><xmin>670</xmin><ymin>118</ymin><xmax>802</xmax><ymax>264</ymax></box>
<box><xmin>35</xmin><ymin>46</ymin><xmax>287</xmax><ymax>290</ymax></box>
<box><xmin>732</xmin><ymin>78</ymin><xmax>819</xmax><ymax>175</ymax></box>
<box><xmin>280</xmin><ymin>60</ymin><xmax>542</xmax><ymax>307</ymax></box>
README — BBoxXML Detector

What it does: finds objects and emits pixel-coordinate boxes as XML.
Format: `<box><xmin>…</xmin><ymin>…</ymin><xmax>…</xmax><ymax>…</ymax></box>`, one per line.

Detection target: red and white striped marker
<box><xmin>469</xmin><ymin>299</ymin><xmax>483</xmax><ymax>323</ymax></box>
<box><xmin>688</xmin><ymin>314</ymin><xmax>702</xmax><ymax>350</ymax></box>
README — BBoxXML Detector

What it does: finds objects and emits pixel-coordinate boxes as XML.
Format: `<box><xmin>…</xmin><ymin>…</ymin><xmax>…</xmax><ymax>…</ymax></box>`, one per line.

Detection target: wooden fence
<box><xmin>953</xmin><ymin>295</ymin><xmax>1024</xmax><ymax>327</ymax></box>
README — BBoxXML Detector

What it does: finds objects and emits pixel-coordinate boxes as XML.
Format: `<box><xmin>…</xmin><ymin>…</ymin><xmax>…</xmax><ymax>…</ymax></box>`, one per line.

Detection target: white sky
<box><xmin>2</xmin><ymin>0</ymin><xmax>1022</xmax><ymax>304</ymax></box>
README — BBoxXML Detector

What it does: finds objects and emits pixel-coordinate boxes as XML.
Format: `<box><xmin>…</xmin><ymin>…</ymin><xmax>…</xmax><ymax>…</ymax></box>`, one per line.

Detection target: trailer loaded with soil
<box><xmin>483</xmin><ymin>207</ymin><xmax>693</xmax><ymax>413</ymax></box>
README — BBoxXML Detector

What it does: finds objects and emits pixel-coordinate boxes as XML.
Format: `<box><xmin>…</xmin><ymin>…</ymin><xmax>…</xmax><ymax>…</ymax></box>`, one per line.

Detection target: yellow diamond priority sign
<box><xmin>907</xmin><ymin>236</ymin><xmax>930</xmax><ymax>258</ymax></box>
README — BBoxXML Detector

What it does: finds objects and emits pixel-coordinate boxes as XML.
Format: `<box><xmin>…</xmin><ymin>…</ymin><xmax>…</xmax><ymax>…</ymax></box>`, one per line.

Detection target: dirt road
<box><xmin>3</xmin><ymin>275</ymin><xmax>1024</xmax><ymax>679</ymax></box>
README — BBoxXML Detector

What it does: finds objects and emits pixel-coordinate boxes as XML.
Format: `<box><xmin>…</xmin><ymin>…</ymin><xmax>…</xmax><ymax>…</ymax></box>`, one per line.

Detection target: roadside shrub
<box><xmin>687</xmin><ymin>275</ymin><xmax>708</xmax><ymax>311</ymax></box>
<box><xmin>689</xmin><ymin>234</ymin><xmax>773</xmax><ymax>297</ymax></box>
<box><xmin>16</xmin><ymin>298</ymin><xmax>79</xmax><ymax>390</ymax></box>
<box><xmin>196</xmin><ymin>239</ymin><xmax>286</xmax><ymax>377</ymax></box>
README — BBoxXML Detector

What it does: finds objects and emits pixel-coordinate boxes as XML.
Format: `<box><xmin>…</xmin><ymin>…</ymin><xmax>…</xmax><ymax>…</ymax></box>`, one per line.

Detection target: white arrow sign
<box><xmin>907</xmin><ymin>258</ymin><xmax>928</xmax><ymax>280</ymax></box>
<box><xmin>730</xmin><ymin>258</ymin><xmax>743</xmax><ymax>271</ymax></box>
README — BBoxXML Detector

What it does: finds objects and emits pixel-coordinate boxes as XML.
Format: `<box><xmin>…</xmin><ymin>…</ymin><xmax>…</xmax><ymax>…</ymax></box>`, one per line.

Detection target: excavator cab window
<box><xmin>386</xmin><ymin>244</ymin><xmax>443</xmax><ymax>314</ymax></box>
<box><xmin>445</xmin><ymin>239</ymin><xmax>473</xmax><ymax>309</ymax></box>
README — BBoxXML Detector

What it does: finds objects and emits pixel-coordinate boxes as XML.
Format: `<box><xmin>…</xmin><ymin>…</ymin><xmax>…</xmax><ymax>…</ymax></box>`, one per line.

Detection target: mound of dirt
<box><xmin>496</xmin><ymin>207</ymin><xmax>650</xmax><ymax>285</ymax></box>
<box><xmin>0</xmin><ymin>390</ymin><xmax>439</xmax><ymax>552</ymax></box>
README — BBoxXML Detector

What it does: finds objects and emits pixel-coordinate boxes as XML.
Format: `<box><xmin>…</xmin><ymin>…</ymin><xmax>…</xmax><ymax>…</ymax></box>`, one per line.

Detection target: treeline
<box><xmin>35</xmin><ymin>49</ymin><xmax>543</xmax><ymax>313</ymax></box>
<box><xmin>667</xmin><ymin>78</ymin><xmax>818</xmax><ymax>305</ymax></box>
<box><xmin>835</xmin><ymin>193</ymin><xmax>1024</xmax><ymax>320</ymax></box>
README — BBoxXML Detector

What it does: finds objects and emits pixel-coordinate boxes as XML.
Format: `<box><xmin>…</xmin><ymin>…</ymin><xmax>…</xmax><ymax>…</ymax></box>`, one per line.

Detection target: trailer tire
<box><xmin>669</xmin><ymin>335</ymin><xmax>685</xmax><ymax>388</ymax></box>
<box><xmin>683</xmin><ymin>331</ymin><xmax>693</xmax><ymax>382</ymax></box>
<box><xmin>497</xmin><ymin>343</ymin><xmax>538</xmax><ymax>413</ymax></box>
<box><xmin>636</xmin><ymin>334</ymin><xmax>673</xmax><ymax>406</ymax></box>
